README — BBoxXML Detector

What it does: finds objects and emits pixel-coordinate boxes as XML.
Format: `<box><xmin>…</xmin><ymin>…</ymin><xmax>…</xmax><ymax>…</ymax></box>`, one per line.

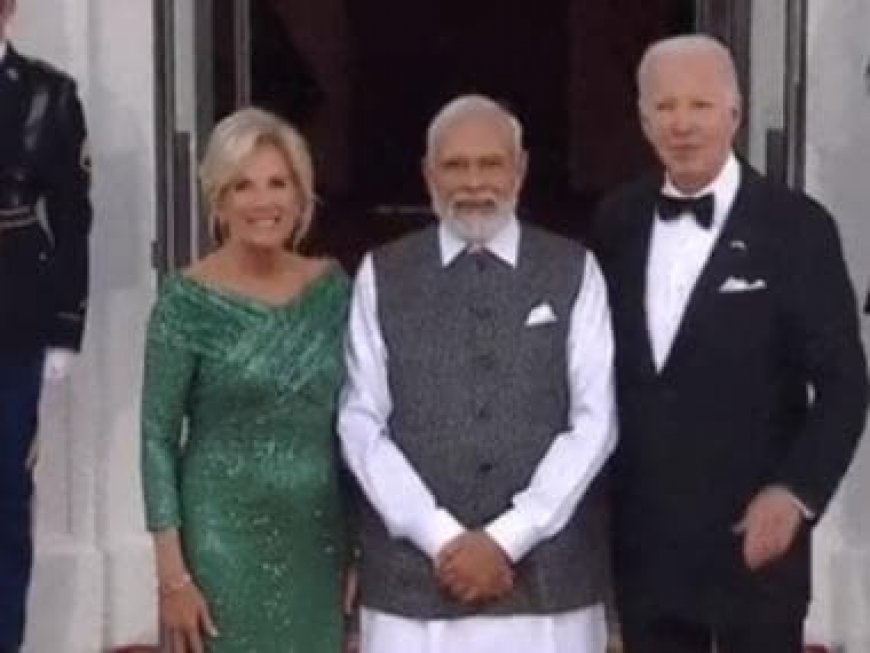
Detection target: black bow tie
<box><xmin>656</xmin><ymin>193</ymin><xmax>715</xmax><ymax>229</ymax></box>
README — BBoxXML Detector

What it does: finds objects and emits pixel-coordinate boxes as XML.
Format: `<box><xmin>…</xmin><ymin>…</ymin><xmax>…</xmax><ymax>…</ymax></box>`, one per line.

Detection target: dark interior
<box><xmin>213</xmin><ymin>0</ymin><xmax>696</xmax><ymax>269</ymax></box>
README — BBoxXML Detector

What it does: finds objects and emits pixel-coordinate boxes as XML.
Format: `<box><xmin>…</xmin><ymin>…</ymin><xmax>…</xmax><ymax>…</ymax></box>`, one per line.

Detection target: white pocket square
<box><xmin>719</xmin><ymin>276</ymin><xmax>767</xmax><ymax>293</ymax></box>
<box><xmin>525</xmin><ymin>302</ymin><xmax>557</xmax><ymax>326</ymax></box>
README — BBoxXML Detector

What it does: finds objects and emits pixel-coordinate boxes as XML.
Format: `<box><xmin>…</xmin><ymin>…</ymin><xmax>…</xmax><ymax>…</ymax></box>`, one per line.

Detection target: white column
<box><xmin>11</xmin><ymin>1</ymin><xmax>159</xmax><ymax>650</ymax></box>
<box><xmin>803</xmin><ymin>3</ymin><xmax>870</xmax><ymax>651</ymax></box>
<box><xmin>88</xmin><ymin>1</ymin><xmax>160</xmax><ymax>646</ymax></box>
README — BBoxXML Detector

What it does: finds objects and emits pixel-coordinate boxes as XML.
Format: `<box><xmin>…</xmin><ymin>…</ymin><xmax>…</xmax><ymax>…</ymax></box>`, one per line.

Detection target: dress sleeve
<box><xmin>140</xmin><ymin>289</ymin><xmax>198</xmax><ymax>531</ymax></box>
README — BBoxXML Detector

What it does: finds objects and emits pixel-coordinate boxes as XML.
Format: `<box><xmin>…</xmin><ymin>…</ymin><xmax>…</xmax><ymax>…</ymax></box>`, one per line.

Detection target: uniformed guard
<box><xmin>0</xmin><ymin>1</ymin><xmax>92</xmax><ymax>650</ymax></box>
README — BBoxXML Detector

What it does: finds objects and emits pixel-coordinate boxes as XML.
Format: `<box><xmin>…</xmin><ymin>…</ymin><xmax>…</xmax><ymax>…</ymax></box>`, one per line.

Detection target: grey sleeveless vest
<box><xmin>359</xmin><ymin>222</ymin><xmax>610</xmax><ymax>618</ymax></box>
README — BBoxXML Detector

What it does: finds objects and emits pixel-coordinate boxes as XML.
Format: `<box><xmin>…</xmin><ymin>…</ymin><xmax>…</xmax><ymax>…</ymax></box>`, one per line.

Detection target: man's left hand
<box><xmin>435</xmin><ymin>531</ymin><xmax>513</xmax><ymax>604</ymax></box>
<box><xmin>734</xmin><ymin>485</ymin><xmax>804</xmax><ymax>570</ymax></box>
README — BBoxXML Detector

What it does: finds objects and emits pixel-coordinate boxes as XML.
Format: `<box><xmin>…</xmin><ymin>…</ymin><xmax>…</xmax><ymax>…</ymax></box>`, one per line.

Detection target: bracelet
<box><xmin>159</xmin><ymin>573</ymin><xmax>192</xmax><ymax>596</ymax></box>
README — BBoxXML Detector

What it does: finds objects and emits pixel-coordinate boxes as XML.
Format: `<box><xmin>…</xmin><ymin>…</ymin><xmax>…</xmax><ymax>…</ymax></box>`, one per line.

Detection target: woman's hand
<box><xmin>153</xmin><ymin>529</ymin><xmax>218</xmax><ymax>653</ymax></box>
<box><xmin>159</xmin><ymin>575</ymin><xmax>219</xmax><ymax>653</ymax></box>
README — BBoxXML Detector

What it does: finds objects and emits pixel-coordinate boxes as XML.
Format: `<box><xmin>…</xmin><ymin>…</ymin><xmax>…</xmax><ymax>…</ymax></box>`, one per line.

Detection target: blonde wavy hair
<box><xmin>199</xmin><ymin>107</ymin><xmax>316</xmax><ymax>249</ymax></box>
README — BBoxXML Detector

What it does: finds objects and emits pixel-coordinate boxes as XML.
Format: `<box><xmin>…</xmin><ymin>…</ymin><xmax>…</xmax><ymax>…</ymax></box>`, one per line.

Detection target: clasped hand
<box><xmin>435</xmin><ymin>531</ymin><xmax>514</xmax><ymax>604</ymax></box>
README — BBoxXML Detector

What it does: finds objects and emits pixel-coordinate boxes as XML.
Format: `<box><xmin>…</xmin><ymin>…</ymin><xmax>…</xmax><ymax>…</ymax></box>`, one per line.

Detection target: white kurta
<box><xmin>339</xmin><ymin>217</ymin><xmax>618</xmax><ymax>653</ymax></box>
<box><xmin>359</xmin><ymin>604</ymin><xmax>608</xmax><ymax>653</ymax></box>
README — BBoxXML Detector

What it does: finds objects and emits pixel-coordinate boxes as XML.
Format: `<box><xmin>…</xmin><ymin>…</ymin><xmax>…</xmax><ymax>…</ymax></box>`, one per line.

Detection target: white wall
<box><xmin>802</xmin><ymin>2</ymin><xmax>870</xmax><ymax>651</ymax></box>
<box><xmin>11</xmin><ymin>0</ymin><xmax>159</xmax><ymax>650</ymax></box>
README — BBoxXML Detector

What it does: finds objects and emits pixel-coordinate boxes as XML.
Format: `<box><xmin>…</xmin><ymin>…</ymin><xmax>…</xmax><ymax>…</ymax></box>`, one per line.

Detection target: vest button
<box><xmin>471</xmin><ymin>305</ymin><xmax>493</xmax><ymax>320</ymax></box>
<box><xmin>475</xmin><ymin>352</ymin><xmax>496</xmax><ymax>370</ymax></box>
<box><xmin>477</xmin><ymin>462</ymin><xmax>494</xmax><ymax>474</ymax></box>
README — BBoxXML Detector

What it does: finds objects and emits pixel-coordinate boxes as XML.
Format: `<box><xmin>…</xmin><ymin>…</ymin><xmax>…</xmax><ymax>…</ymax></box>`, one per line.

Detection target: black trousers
<box><xmin>0</xmin><ymin>352</ymin><xmax>43</xmax><ymax>651</ymax></box>
<box><xmin>620</xmin><ymin>612</ymin><xmax>803</xmax><ymax>653</ymax></box>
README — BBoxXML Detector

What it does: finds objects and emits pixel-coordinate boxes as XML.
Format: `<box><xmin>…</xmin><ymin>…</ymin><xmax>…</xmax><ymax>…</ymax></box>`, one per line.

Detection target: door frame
<box><xmin>153</xmin><ymin>1</ymin><xmax>811</xmax><ymax>274</ymax></box>
<box><xmin>696</xmin><ymin>0</ymin><xmax>807</xmax><ymax>188</ymax></box>
<box><xmin>153</xmin><ymin>0</ymin><xmax>229</xmax><ymax>274</ymax></box>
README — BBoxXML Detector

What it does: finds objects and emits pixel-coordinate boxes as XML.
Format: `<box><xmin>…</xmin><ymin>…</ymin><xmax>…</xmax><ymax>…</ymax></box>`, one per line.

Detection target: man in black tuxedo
<box><xmin>593</xmin><ymin>35</ymin><xmax>868</xmax><ymax>653</ymax></box>
<box><xmin>0</xmin><ymin>1</ymin><xmax>91</xmax><ymax>650</ymax></box>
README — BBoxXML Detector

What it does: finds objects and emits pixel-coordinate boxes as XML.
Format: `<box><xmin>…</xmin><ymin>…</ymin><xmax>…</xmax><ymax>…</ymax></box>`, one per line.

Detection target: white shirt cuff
<box><xmin>413</xmin><ymin>509</ymin><xmax>465</xmax><ymax>560</ymax></box>
<box><xmin>485</xmin><ymin>509</ymin><xmax>538</xmax><ymax>563</ymax></box>
<box><xmin>775</xmin><ymin>485</ymin><xmax>815</xmax><ymax>520</ymax></box>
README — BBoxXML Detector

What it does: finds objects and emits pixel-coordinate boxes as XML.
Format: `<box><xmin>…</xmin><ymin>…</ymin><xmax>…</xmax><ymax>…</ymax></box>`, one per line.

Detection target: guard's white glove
<box><xmin>43</xmin><ymin>348</ymin><xmax>76</xmax><ymax>382</ymax></box>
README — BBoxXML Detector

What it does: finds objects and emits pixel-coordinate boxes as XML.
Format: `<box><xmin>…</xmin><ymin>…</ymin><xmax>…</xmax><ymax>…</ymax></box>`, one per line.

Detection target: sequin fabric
<box><xmin>141</xmin><ymin>267</ymin><xmax>349</xmax><ymax>652</ymax></box>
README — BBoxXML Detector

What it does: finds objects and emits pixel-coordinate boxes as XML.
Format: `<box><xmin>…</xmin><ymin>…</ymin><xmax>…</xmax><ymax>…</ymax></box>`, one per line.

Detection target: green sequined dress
<box><xmin>141</xmin><ymin>267</ymin><xmax>349</xmax><ymax>653</ymax></box>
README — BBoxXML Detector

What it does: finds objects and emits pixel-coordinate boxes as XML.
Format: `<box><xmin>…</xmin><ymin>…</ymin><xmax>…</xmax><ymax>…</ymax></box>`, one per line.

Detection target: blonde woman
<box><xmin>140</xmin><ymin>108</ymin><xmax>349</xmax><ymax>652</ymax></box>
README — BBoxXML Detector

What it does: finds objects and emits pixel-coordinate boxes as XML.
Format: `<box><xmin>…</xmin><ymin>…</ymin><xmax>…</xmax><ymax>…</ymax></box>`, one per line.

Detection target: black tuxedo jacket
<box><xmin>592</xmin><ymin>163</ymin><xmax>868</xmax><ymax>624</ymax></box>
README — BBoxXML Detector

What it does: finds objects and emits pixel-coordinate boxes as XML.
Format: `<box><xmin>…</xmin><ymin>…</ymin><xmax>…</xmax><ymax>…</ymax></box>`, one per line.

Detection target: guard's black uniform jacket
<box><xmin>0</xmin><ymin>45</ymin><xmax>91</xmax><ymax>356</ymax></box>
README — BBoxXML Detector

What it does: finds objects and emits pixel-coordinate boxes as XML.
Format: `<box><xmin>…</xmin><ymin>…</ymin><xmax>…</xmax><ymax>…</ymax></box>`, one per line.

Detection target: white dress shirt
<box><xmin>646</xmin><ymin>153</ymin><xmax>741</xmax><ymax>369</ymax></box>
<box><xmin>339</xmin><ymin>216</ymin><xmax>617</xmax><ymax>653</ymax></box>
<box><xmin>0</xmin><ymin>40</ymin><xmax>8</xmax><ymax>64</ymax></box>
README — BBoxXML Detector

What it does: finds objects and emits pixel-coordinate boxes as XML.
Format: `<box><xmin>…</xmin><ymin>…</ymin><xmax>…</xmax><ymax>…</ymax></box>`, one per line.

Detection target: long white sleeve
<box><xmin>485</xmin><ymin>253</ymin><xmax>617</xmax><ymax>561</ymax></box>
<box><xmin>339</xmin><ymin>254</ymin><xmax>464</xmax><ymax>560</ymax></box>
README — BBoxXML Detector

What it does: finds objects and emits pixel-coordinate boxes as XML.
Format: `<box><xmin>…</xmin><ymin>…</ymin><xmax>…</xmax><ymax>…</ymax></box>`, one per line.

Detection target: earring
<box><xmin>210</xmin><ymin>213</ymin><xmax>228</xmax><ymax>244</ymax></box>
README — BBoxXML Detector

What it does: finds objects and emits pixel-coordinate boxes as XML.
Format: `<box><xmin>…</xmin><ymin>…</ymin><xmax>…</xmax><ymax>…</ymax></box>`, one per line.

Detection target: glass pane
<box><xmin>748</xmin><ymin>1</ymin><xmax>789</xmax><ymax>178</ymax></box>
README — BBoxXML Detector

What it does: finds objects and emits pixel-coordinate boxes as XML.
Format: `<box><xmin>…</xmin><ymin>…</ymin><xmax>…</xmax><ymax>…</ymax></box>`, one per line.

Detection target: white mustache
<box><xmin>448</xmin><ymin>193</ymin><xmax>500</xmax><ymax>212</ymax></box>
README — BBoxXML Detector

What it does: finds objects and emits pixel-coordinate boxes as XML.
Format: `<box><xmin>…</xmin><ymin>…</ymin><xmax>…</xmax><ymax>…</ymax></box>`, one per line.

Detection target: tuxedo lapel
<box><xmin>617</xmin><ymin>188</ymin><xmax>658</xmax><ymax>381</ymax></box>
<box><xmin>659</xmin><ymin>169</ymin><xmax>759</xmax><ymax>376</ymax></box>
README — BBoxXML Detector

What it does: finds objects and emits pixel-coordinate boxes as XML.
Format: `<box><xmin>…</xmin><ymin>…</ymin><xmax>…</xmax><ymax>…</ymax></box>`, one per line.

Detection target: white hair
<box><xmin>637</xmin><ymin>34</ymin><xmax>741</xmax><ymax>107</ymax></box>
<box><xmin>425</xmin><ymin>94</ymin><xmax>523</xmax><ymax>159</ymax></box>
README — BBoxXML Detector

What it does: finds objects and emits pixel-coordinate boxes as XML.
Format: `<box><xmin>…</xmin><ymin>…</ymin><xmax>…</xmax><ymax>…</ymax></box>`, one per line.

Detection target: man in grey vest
<box><xmin>339</xmin><ymin>94</ymin><xmax>617</xmax><ymax>653</ymax></box>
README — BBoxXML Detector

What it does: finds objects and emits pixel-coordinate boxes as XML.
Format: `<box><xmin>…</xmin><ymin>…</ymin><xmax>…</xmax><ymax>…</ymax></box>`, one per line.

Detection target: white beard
<box><xmin>433</xmin><ymin>194</ymin><xmax>516</xmax><ymax>245</ymax></box>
